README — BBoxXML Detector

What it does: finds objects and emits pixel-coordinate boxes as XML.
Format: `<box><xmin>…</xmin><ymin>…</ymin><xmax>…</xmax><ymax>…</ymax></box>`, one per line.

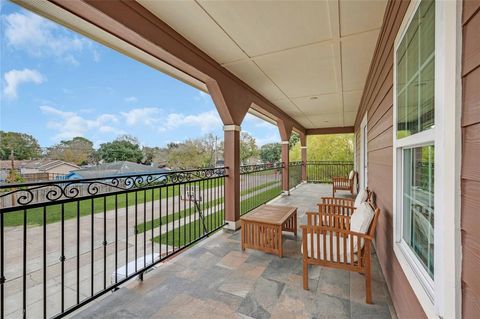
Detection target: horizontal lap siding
<box><xmin>354</xmin><ymin>0</ymin><xmax>426</xmax><ymax>318</ymax></box>
<box><xmin>462</xmin><ymin>1</ymin><xmax>480</xmax><ymax>317</ymax></box>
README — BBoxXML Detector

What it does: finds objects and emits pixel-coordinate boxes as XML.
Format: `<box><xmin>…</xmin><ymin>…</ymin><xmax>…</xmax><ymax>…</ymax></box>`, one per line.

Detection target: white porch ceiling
<box><xmin>138</xmin><ymin>0</ymin><xmax>387</xmax><ymax>129</ymax></box>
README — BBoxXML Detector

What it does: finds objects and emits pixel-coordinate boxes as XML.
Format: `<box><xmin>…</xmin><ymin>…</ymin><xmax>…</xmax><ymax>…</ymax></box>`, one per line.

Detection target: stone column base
<box><xmin>224</xmin><ymin>220</ymin><xmax>241</xmax><ymax>231</ymax></box>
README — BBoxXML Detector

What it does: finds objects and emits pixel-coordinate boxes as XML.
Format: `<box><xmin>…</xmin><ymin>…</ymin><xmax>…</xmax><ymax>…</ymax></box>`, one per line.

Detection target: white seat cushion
<box><xmin>354</xmin><ymin>189</ymin><xmax>368</xmax><ymax>208</ymax></box>
<box><xmin>301</xmin><ymin>233</ymin><xmax>358</xmax><ymax>263</ymax></box>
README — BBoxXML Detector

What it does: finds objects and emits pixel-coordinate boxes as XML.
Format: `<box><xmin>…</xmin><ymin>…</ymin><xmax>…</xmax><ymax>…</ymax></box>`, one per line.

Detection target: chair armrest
<box><xmin>302</xmin><ymin>224</ymin><xmax>373</xmax><ymax>241</ymax></box>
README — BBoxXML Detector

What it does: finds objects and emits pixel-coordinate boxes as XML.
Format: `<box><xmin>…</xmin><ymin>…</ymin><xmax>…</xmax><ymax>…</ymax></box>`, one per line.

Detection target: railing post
<box><xmin>300</xmin><ymin>133</ymin><xmax>307</xmax><ymax>182</ymax></box>
<box><xmin>281</xmin><ymin>141</ymin><xmax>290</xmax><ymax>195</ymax></box>
<box><xmin>224</xmin><ymin>125</ymin><xmax>241</xmax><ymax>230</ymax></box>
<box><xmin>301</xmin><ymin>147</ymin><xmax>307</xmax><ymax>182</ymax></box>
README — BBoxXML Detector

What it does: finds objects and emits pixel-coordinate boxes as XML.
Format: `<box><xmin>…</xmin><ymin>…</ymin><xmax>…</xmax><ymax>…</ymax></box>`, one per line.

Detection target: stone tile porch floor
<box><xmin>73</xmin><ymin>183</ymin><xmax>397</xmax><ymax>319</ymax></box>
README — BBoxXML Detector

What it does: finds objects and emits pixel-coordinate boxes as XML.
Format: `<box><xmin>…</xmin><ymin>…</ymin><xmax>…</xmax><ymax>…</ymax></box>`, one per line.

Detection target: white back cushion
<box><xmin>348</xmin><ymin>170</ymin><xmax>355</xmax><ymax>180</ymax></box>
<box><xmin>354</xmin><ymin>189</ymin><xmax>368</xmax><ymax>208</ymax></box>
<box><xmin>350</xmin><ymin>202</ymin><xmax>375</xmax><ymax>251</ymax></box>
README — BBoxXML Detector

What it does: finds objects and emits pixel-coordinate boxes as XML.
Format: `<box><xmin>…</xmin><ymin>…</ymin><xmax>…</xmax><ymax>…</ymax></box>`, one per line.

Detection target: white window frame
<box><xmin>360</xmin><ymin>113</ymin><xmax>368</xmax><ymax>191</ymax></box>
<box><xmin>392</xmin><ymin>0</ymin><xmax>462</xmax><ymax>318</ymax></box>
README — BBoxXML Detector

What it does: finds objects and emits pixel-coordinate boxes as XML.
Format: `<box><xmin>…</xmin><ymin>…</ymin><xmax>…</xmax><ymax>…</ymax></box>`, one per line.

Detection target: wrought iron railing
<box><xmin>306</xmin><ymin>161</ymin><xmax>354</xmax><ymax>183</ymax></box>
<box><xmin>239</xmin><ymin>163</ymin><xmax>283</xmax><ymax>216</ymax></box>
<box><xmin>288</xmin><ymin>161</ymin><xmax>303</xmax><ymax>189</ymax></box>
<box><xmin>0</xmin><ymin>167</ymin><xmax>227</xmax><ymax>318</ymax></box>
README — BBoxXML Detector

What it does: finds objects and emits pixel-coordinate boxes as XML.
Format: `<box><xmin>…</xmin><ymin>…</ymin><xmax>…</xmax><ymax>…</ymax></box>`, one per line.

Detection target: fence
<box><xmin>0</xmin><ymin>167</ymin><xmax>227</xmax><ymax>318</ymax></box>
<box><xmin>239</xmin><ymin>163</ymin><xmax>283</xmax><ymax>216</ymax></box>
<box><xmin>288</xmin><ymin>162</ymin><xmax>303</xmax><ymax>189</ymax></box>
<box><xmin>306</xmin><ymin>161</ymin><xmax>354</xmax><ymax>183</ymax></box>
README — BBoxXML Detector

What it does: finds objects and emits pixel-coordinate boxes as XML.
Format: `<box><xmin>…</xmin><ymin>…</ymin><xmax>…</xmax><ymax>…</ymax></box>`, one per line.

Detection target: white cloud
<box><xmin>93</xmin><ymin>49</ymin><xmax>101</xmax><ymax>62</ymax></box>
<box><xmin>120</xmin><ymin>107</ymin><xmax>161</xmax><ymax>126</ymax></box>
<box><xmin>242</xmin><ymin>129</ymin><xmax>279</xmax><ymax>146</ymax></box>
<box><xmin>124</xmin><ymin>96</ymin><xmax>138</xmax><ymax>103</ymax></box>
<box><xmin>40</xmin><ymin>105</ymin><xmax>122</xmax><ymax>141</ymax></box>
<box><xmin>159</xmin><ymin>110</ymin><xmax>222</xmax><ymax>133</ymax></box>
<box><xmin>3</xmin><ymin>10</ymin><xmax>92</xmax><ymax>64</ymax></box>
<box><xmin>194</xmin><ymin>91</ymin><xmax>212</xmax><ymax>104</ymax></box>
<box><xmin>244</xmin><ymin>113</ymin><xmax>276</xmax><ymax>128</ymax></box>
<box><xmin>3</xmin><ymin>68</ymin><xmax>45</xmax><ymax>99</ymax></box>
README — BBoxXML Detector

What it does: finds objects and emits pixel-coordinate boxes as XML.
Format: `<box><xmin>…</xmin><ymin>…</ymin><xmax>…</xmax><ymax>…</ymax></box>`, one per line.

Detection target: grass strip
<box><xmin>153</xmin><ymin>186</ymin><xmax>282</xmax><ymax>247</ymax></box>
<box><xmin>4</xmin><ymin>177</ymin><xmax>224</xmax><ymax>227</ymax></box>
<box><xmin>136</xmin><ymin>180</ymin><xmax>280</xmax><ymax>234</ymax></box>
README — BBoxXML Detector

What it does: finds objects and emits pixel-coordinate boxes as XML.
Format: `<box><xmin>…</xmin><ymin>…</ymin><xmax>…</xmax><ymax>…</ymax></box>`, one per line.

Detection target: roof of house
<box><xmin>69</xmin><ymin>161</ymin><xmax>169</xmax><ymax>179</ymax></box>
<box><xmin>0</xmin><ymin>159</ymin><xmax>79</xmax><ymax>171</ymax></box>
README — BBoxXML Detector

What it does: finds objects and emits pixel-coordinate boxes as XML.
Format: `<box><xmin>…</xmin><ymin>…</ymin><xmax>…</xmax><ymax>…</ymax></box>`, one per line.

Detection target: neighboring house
<box><xmin>66</xmin><ymin>161</ymin><xmax>169</xmax><ymax>179</ymax></box>
<box><xmin>0</xmin><ymin>160</ymin><xmax>79</xmax><ymax>182</ymax></box>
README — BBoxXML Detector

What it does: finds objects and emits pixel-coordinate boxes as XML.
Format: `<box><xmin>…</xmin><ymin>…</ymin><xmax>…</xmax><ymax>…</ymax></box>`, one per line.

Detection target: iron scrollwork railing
<box><xmin>239</xmin><ymin>162</ymin><xmax>284</xmax><ymax>174</ymax></box>
<box><xmin>306</xmin><ymin>161</ymin><xmax>354</xmax><ymax>183</ymax></box>
<box><xmin>239</xmin><ymin>162</ymin><xmax>283</xmax><ymax>216</ymax></box>
<box><xmin>0</xmin><ymin>167</ymin><xmax>227</xmax><ymax>209</ymax></box>
<box><xmin>288</xmin><ymin>161</ymin><xmax>303</xmax><ymax>189</ymax></box>
<box><xmin>0</xmin><ymin>167</ymin><xmax>227</xmax><ymax>318</ymax></box>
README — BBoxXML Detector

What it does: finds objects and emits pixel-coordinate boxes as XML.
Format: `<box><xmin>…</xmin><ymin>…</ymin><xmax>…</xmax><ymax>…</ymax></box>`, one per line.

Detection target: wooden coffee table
<box><xmin>240</xmin><ymin>205</ymin><xmax>297</xmax><ymax>257</ymax></box>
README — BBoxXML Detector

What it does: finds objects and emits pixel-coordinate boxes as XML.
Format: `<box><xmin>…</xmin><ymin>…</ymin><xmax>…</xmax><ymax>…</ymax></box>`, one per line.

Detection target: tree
<box><xmin>289</xmin><ymin>133</ymin><xmax>300</xmax><ymax>149</ymax></box>
<box><xmin>240</xmin><ymin>132</ymin><xmax>258</xmax><ymax>164</ymax></box>
<box><xmin>289</xmin><ymin>134</ymin><xmax>354</xmax><ymax>161</ymax></box>
<box><xmin>97</xmin><ymin>135</ymin><xmax>143</xmax><ymax>163</ymax></box>
<box><xmin>259</xmin><ymin>143</ymin><xmax>281</xmax><ymax>163</ymax></box>
<box><xmin>46</xmin><ymin>136</ymin><xmax>94</xmax><ymax>165</ymax></box>
<box><xmin>167</xmin><ymin>139</ymin><xmax>208</xmax><ymax>169</ymax></box>
<box><xmin>142</xmin><ymin>146</ymin><xmax>168</xmax><ymax>165</ymax></box>
<box><xmin>164</xmin><ymin>134</ymin><xmax>222</xmax><ymax>169</ymax></box>
<box><xmin>0</xmin><ymin>131</ymin><xmax>42</xmax><ymax>160</ymax></box>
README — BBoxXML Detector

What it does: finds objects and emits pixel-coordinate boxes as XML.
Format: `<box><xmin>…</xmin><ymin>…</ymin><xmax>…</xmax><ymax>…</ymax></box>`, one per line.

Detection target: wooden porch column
<box><xmin>277</xmin><ymin>119</ymin><xmax>294</xmax><ymax>195</ymax></box>
<box><xmin>206</xmin><ymin>80</ymin><xmax>250</xmax><ymax>230</ymax></box>
<box><xmin>300</xmin><ymin>133</ymin><xmax>307</xmax><ymax>182</ymax></box>
<box><xmin>223</xmin><ymin>125</ymin><xmax>241</xmax><ymax>230</ymax></box>
<box><xmin>281</xmin><ymin>141</ymin><xmax>290</xmax><ymax>194</ymax></box>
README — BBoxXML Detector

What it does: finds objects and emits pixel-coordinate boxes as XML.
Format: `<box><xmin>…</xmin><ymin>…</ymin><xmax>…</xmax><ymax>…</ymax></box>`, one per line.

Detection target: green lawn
<box><xmin>153</xmin><ymin>185</ymin><xmax>282</xmax><ymax>247</ymax></box>
<box><xmin>136</xmin><ymin>180</ymin><xmax>280</xmax><ymax>234</ymax></box>
<box><xmin>3</xmin><ymin>177</ymin><xmax>224</xmax><ymax>227</ymax></box>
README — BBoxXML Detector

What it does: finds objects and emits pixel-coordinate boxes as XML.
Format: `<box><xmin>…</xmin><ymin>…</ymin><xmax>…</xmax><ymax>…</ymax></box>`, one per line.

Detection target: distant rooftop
<box><xmin>0</xmin><ymin>159</ymin><xmax>79</xmax><ymax>171</ymax></box>
<box><xmin>69</xmin><ymin>161</ymin><xmax>169</xmax><ymax>179</ymax></box>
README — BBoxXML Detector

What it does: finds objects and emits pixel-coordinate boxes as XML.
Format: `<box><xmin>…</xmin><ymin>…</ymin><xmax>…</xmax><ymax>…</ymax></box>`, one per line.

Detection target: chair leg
<box><xmin>365</xmin><ymin>264</ymin><xmax>372</xmax><ymax>304</ymax></box>
<box><xmin>303</xmin><ymin>260</ymin><xmax>309</xmax><ymax>290</ymax></box>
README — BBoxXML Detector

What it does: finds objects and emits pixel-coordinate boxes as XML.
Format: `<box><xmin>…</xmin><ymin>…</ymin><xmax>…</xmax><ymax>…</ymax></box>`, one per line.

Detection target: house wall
<box><xmin>461</xmin><ymin>1</ymin><xmax>480</xmax><ymax>317</ymax></box>
<box><xmin>353</xmin><ymin>0</ymin><xmax>426</xmax><ymax>318</ymax></box>
<box><xmin>45</xmin><ymin>164</ymin><xmax>79</xmax><ymax>175</ymax></box>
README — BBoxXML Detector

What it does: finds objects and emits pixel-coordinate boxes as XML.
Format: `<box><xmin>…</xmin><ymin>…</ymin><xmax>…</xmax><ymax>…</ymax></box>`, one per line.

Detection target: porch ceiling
<box><xmin>138</xmin><ymin>0</ymin><xmax>387</xmax><ymax>129</ymax></box>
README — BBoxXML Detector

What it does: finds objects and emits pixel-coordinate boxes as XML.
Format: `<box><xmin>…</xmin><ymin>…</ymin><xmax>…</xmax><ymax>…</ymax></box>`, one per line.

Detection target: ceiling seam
<box><xmin>194</xmin><ymin>0</ymin><xmax>313</xmax><ymax>129</ymax></box>
<box><xmin>248</xmin><ymin>60</ymin><xmax>314</xmax><ymax>128</ymax></box>
<box><xmin>219</xmin><ymin>27</ymin><xmax>383</xmax><ymax>67</ymax></box>
<box><xmin>193</xmin><ymin>0</ymin><xmax>250</xmax><ymax>58</ymax></box>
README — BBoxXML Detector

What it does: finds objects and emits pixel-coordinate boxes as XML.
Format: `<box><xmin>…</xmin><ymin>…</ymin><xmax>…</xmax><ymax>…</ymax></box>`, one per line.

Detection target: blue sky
<box><xmin>0</xmin><ymin>1</ymin><xmax>280</xmax><ymax>148</ymax></box>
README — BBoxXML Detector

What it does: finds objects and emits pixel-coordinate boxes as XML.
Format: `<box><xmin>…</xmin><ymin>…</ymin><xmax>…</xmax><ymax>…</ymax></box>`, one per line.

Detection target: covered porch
<box><xmin>73</xmin><ymin>184</ymin><xmax>395</xmax><ymax>319</ymax></box>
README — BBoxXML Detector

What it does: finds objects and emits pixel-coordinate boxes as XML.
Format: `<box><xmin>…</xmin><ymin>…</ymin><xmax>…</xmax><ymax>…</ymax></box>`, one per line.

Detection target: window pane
<box><xmin>403</xmin><ymin>145</ymin><xmax>434</xmax><ymax>277</ymax></box>
<box><xmin>420</xmin><ymin>59</ymin><xmax>434</xmax><ymax>131</ymax></box>
<box><xmin>396</xmin><ymin>0</ymin><xmax>435</xmax><ymax>138</ymax></box>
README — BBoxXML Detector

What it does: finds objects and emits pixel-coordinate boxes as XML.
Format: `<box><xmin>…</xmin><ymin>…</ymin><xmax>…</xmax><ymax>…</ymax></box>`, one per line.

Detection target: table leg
<box><xmin>293</xmin><ymin>211</ymin><xmax>297</xmax><ymax>237</ymax></box>
<box><xmin>241</xmin><ymin>221</ymin><xmax>245</xmax><ymax>251</ymax></box>
<box><xmin>278</xmin><ymin>225</ymin><xmax>283</xmax><ymax>257</ymax></box>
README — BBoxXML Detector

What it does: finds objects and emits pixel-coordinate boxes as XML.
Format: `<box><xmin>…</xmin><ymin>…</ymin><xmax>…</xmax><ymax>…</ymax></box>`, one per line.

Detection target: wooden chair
<box><xmin>316</xmin><ymin>189</ymin><xmax>371</xmax><ymax>222</ymax></box>
<box><xmin>301</xmin><ymin>201</ymin><xmax>380</xmax><ymax>304</ymax></box>
<box><xmin>332</xmin><ymin>170</ymin><xmax>357</xmax><ymax>197</ymax></box>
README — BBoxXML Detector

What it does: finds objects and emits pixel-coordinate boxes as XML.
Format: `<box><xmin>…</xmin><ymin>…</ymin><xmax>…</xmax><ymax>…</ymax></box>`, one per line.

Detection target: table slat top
<box><xmin>240</xmin><ymin>205</ymin><xmax>297</xmax><ymax>225</ymax></box>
